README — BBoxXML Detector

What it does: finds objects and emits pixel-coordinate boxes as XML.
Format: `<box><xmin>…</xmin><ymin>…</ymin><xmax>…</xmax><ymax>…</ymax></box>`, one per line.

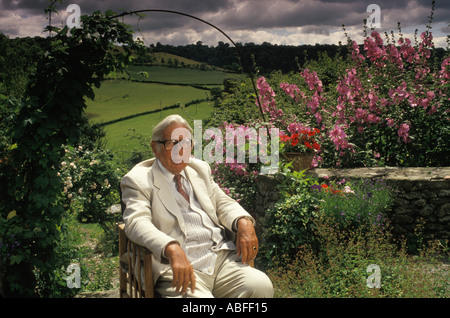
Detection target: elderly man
<box><xmin>121</xmin><ymin>114</ymin><xmax>273</xmax><ymax>298</ymax></box>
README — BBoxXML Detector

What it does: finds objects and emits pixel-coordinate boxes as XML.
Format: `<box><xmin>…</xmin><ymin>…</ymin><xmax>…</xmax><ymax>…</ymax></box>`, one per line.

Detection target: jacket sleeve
<box><xmin>202</xmin><ymin>161</ymin><xmax>255</xmax><ymax>231</ymax></box>
<box><xmin>120</xmin><ymin>173</ymin><xmax>177</xmax><ymax>263</ymax></box>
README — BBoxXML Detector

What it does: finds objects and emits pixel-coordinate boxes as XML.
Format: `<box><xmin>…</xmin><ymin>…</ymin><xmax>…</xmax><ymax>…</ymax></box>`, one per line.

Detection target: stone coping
<box><xmin>307</xmin><ymin>167</ymin><xmax>450</xmax><ymax>182</ymax></box>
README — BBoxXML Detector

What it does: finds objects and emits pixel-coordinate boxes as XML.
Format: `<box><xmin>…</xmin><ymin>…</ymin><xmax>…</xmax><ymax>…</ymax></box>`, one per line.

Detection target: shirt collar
<box><xmin>156</xmin><ymin>158</ymin><xmax>187</xmax><ymax>183</ymax></box>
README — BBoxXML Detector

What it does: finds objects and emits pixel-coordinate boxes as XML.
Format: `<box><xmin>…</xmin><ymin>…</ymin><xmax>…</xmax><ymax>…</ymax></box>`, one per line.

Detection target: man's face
<box><xmin>152</xmin><ymin>123</ymin><xmax>192</xmax><ymax>175</ymax></box>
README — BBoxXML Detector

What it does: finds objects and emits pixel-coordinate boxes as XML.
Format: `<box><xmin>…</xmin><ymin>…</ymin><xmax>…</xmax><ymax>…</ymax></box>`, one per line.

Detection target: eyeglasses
<box><xmin>154</xmin><ymin>138</ymin><xmax>193</xmax><ymax>150</ymax></box>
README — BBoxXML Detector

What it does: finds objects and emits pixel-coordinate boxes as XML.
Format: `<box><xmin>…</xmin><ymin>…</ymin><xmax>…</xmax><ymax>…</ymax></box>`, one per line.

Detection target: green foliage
<box><xmin>210</xmin><ymin>162</ymin><xmax>259</xmax><ymax>215</ymax></box>
<box><xmin>152</xmin><ymin>41</ymin><xmax>353</xmax><ymax>74</ymax></box>
<box><xmin>259</xmin><ymin>167</ymin><xmax>321</xmax><ymax>267</ymax></box>
<box><xmin>0</xmin><ymin>33</ymin><xmax>48</xmax><ymax>99</ymax></box>
<box><xmin>312</xmin><ymin>178</ymin><xmax>395</xmax><ymax>232</ymax></box>
<box><xmin>259</xmin><ymin>166</ymin><xmax>397</xmax><ymax>270</ymax></box>
<box><xmin>0</xmin><ymin>7</ymin><xmax>142</xmax><ymax>297</ymax></box>
<box><xmin>268</xmin><ymin>217</ymin><xmax>449</xmax><ymax>298</ymax></box>
<box><xmin>59</xmin><ymin>145</ymin><xmax>126</xmax><ymax>228</ymax></box>
<box><xmin>207</xmin><ymin>77</ymin><xmax>262</xmax><ymax>127</ymax></box>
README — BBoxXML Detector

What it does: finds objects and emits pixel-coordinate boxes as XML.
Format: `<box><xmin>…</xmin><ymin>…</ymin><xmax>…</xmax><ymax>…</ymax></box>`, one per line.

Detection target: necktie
<box><xmin>174</xmin><ymin>174</ymin><xmax>190</xmax><ymax>203</ymax></box>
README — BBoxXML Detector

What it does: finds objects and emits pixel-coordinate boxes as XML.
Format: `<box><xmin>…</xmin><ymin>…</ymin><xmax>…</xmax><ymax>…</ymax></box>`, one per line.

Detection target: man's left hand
<box><xmin>236</xmin><ymin>217</ymin><xmax>258</xmax><ymax>264</ymax></box>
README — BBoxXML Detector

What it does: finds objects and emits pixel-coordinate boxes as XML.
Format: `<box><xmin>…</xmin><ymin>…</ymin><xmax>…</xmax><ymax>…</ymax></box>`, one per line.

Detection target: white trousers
<box><xmin>155</xmin><ymin>250</ymin><xmax>273</xmax><ymax>298</ymax></box>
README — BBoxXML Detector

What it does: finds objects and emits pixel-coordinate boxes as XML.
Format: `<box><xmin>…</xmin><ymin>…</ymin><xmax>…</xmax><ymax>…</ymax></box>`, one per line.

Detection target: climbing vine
<box><xmin>0</xmin><ymin>5</ymin><xmax>143</xmax><ymax>296</ymax></box>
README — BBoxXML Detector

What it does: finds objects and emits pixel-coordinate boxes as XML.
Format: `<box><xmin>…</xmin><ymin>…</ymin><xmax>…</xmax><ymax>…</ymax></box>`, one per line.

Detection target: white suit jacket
<box><xmin>120</xmin><ymin>157</ymin><xmax>253</xmax><ymax>283</ymax></box>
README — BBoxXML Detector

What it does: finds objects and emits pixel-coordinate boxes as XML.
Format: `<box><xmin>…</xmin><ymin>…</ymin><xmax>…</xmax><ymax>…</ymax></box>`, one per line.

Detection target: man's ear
<box><xmin>151</xmin><ymin>141</ymin><xmax>160</xmax><ymax>158</ymax></box>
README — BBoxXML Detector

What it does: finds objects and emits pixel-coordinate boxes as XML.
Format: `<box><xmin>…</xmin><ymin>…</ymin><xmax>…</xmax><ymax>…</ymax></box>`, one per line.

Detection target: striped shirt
<box><xmin>156</xmin><ymin>159</ymin><xmax>235</xmax><ymax>275</ymax></box>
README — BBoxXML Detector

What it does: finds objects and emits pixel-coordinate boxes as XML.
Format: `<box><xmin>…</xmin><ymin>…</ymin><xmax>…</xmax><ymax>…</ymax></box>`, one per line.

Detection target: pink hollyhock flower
<box><xmin>301</xmin><ymin>69</ymin><xmax>323</xmax><ymax>93</ymax></box>
<box><xmin>386</xmin><ymin>118</ymin><xmax>395</xmax><ymax>127</ymax></box>
<box><xmin>314</xmin><ymin>111</ymin><xmax>322</xmax><ymax>125</ymax></box>
<box><xmin>329</xmin><ymin>125</ymin><xmax>350</xmax><ymax>151</ymax></box>
<box><xmin>367</xmin><ymin>114</ymin><xmax>379</xmax><ymax>124</ymax></box>
<box><xmin>427</xmin><ymin>91</ymin><xmax>436</xmax><ymax>100</ymax></box>
<box><xmin>355</xmin><ymin>108</ymin><xmax>367</xmax><ymax>121</ymax></box>
<box><xmin>398</xmin><ymin>123</ymin><xmax>411</xmax><ymax>143</ymax></box>
<box><xmin>439</xmin><ymin>57</ymin><xmax>450</xmax><ymax>80</ymax></box>
<box><xmin>280</xmin><ymin>82</ymin><xmax>303</xmax><ymax>101</ymax></box>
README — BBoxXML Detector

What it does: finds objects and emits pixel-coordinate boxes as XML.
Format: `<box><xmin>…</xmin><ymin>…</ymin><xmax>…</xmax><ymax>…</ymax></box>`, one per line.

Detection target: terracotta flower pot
<box><xmin>282</xmin><ymin>152</ymin><xmax>315</xmax><ymax>171</ymax></box>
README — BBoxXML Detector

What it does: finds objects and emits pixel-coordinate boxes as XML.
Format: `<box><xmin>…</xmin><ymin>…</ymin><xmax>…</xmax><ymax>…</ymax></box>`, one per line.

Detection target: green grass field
<box><xmin>126</xmin><ymin>65</ymin><xmax>233</xmax><ymax>85</ymax></box>
<box><xmin>85</xmin><ymin>65</ymin><xmax>232</xmax><ymax>157</ymax></box>
<box><xmin>85</xmin><ymin>80</ymin><xmax>210</xmax><ymax>123</ymax></box>
<box><xmin>102</xmin><ymin>101</ymin><xmax>214</xmax><ymax>158</ymax></box>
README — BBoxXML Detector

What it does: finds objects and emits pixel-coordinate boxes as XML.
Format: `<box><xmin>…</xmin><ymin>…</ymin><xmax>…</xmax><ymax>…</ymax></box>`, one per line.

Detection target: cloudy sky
<box><xmin>0</xmin><ymin>0</ymin><xmax>449</xmax><ymax>47</ymax></box>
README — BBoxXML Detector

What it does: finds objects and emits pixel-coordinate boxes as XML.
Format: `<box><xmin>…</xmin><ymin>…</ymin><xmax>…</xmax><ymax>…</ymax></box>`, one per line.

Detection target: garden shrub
<box><xmin>259</xmin><ymin>168</ymin><xmax>321</xmax><ymax>267</ymax></box>
<box><xmin>211</xmin><ymin>161</ymin><xmax>258</xmax><ymax>215</ymax></box>
<box><xmin>60</xmin><ymin>146</ymin><xmax>125</xmax><ymax>223</ymax></box>
<box><xmin>259</xmin><ymin>168</ymin><xmax>397</xmax><ymax>270</ymax></box>
<box><xmin>311</xmin><ymin>178</ymin><xmax>395</xmax><ymax>233</ymax></box>
<box><xmin>59</xmin><ymin>144</ymin><xmax>127</xmax><ymax>251</ymax></box>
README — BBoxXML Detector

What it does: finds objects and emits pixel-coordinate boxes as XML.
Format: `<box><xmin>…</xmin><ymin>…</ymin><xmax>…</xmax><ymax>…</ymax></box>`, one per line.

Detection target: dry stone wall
<box><xmin>254</xmin><ymin>167</ymin><xmax>450</xmax><ymax>241</ymax></box>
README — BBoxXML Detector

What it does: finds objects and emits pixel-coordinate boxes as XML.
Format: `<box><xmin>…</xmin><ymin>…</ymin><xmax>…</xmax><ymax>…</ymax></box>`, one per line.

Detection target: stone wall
<box><xmin>254</xmin><ymin>167</ymin><xmax>450</xmax><ymax>241</ymax></box>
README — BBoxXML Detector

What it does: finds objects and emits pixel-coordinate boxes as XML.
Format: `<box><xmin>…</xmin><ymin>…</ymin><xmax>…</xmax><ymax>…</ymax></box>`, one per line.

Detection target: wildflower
<box><xmin>343</xmin><ymin>186</ymin><xmax>355</xmax><ymax>194</ymax></box>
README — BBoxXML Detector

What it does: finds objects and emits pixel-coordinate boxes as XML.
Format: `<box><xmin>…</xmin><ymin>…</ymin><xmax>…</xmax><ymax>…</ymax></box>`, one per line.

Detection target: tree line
<box><xmin>148</xmin><ymin>41</ymin><xmax>351</xmax><ymax>74</ymax></box>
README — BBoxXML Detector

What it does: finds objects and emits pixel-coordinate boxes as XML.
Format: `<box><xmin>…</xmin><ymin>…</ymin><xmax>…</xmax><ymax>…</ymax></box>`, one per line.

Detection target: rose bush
<box><xmin>59</xmin><ymin>145</ymin><xmax>126</xmax><ymax>228</ymax></box>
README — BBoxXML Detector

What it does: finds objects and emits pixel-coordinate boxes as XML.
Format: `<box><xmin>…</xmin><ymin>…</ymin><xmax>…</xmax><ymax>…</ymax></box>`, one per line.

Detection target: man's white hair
<box><xmin>152</xmin><ymin>114</ymin><xmax>193</xmax><ymax>142</ymax></box>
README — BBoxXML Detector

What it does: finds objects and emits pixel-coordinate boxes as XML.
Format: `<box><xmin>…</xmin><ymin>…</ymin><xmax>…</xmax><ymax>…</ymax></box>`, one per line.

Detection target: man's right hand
<box><xmin>164</xmin><ymin>242</ymin><xmax>196</xmax><ymax>295</ymax></box>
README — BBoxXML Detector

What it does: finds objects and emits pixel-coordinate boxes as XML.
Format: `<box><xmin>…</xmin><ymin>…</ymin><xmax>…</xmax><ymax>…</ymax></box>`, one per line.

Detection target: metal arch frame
<box><xmin>109</xmin><ymin>9</ymin><xmax>266</xmax><ymax>122</ymax></box>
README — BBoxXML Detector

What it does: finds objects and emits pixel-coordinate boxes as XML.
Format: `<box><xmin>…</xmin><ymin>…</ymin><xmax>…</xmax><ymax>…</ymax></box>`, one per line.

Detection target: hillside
<box><xmin>135</xmin><ymin>51</ymin><xmax>227</xmax><ymax>72</ymax></box>
<box><xmin>84</xmin><ymin>63</ymin><xmax>233</xmax><ymax>156</ymax></box>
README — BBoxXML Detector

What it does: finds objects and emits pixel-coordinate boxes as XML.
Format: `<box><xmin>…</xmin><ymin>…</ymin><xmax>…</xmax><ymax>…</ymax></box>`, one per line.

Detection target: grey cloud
<box><xmin>0</xmin><ymin>0</ymin><xmax>447</xmax><ymax>45</ymax></box>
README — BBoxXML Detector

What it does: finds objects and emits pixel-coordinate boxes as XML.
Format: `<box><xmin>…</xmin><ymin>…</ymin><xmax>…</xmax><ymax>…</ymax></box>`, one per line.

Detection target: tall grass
<box><xmin>267</xmin><ymin>217</ymin><xmax>449</xmax><ymax>298</ymax></box>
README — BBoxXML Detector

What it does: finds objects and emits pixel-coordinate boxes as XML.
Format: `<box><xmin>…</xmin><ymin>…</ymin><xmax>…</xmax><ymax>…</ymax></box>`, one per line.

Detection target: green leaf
<box><xmin>10</xmin><ymin>254</ymin><xmax>23</xmax><ymax>265</ymax></box>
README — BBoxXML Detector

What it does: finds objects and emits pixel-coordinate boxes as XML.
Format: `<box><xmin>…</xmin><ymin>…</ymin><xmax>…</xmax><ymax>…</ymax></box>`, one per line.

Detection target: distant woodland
<box><xmin>147</xmin><ymin>41</ymin><xmax>350</xmax><ymax>74</ymax></box>
<box><xmin>144</xmin><ymin>40</ymin><xmax>448</xmax><ymax>75</ymax></box>
<box><xmin>1</xmin><ymin>32</ymin><xmax>447</xmax><ymax>98</ymax></box>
